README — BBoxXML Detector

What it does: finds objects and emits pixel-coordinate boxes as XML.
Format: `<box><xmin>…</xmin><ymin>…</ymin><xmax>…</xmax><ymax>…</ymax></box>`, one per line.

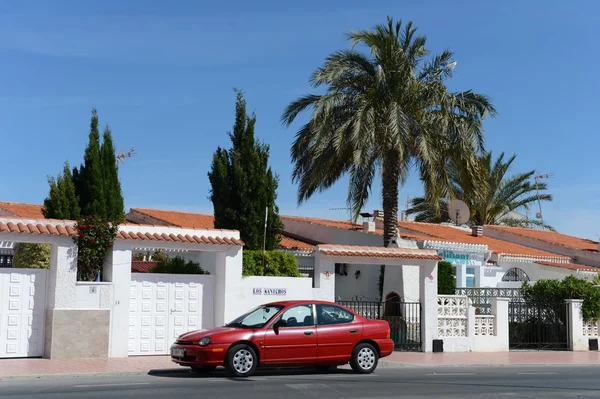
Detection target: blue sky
<box><xmin>1</xmin><ymin>0</ymin><xmax>599</xmax><ymax>239</ymax></box>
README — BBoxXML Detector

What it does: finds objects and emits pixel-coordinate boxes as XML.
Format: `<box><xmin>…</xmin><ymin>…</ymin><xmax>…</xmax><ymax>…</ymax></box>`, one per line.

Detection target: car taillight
<box><xmin>386</xmin><ymin>328</ymin><xmax>390</xmax><ymax>339</ymax></box>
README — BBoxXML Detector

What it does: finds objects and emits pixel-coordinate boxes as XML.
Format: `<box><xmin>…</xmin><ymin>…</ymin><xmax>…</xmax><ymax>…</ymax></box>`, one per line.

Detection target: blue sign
<box><xmin>437</xmin><ymin>250</ymin><xmax>470</xmax><ymax>264</ymax></box>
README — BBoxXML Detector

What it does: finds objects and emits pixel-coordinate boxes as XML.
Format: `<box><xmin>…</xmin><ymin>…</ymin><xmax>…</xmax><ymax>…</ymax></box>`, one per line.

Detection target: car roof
<box><xmin>263</xmin><ymin>299</ymin><xmax>338</xmax><ymax>307</ymax></box>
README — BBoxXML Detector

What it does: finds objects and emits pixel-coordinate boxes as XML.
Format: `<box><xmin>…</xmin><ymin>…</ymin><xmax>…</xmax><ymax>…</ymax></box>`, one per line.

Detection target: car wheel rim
<box><xmin>357</xmin><ymin>347</ymin><xmax>375</xmax><ymax>370</ymax></box>
<box><xmin>232</xmin><ymin>349</ymin><xmax>254</xmax><ymax>374</ymax></box>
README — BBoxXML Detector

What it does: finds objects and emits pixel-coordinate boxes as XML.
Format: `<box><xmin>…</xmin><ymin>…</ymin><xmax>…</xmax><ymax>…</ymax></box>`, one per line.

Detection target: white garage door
<box><xmin>128</xmin><ymin>273</ymin><xmax>214</xmax><ymax>355</ymax></box>
<box><xmin>0</xmin><ymin>269</ymin><xmax>47</xmax><ymax>358</ymax></box>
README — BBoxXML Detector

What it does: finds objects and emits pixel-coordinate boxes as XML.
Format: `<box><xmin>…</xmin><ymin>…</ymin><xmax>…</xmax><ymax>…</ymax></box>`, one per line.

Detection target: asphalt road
<box><xmin>1</xmin><ymin>365</ymin><xmax>600</xmax><ymax>398</ymax></box>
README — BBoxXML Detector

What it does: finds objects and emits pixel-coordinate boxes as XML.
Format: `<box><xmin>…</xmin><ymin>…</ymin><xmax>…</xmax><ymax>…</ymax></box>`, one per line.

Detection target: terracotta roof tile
<box><xmin>131</xmin><ymin>261</ymin><xmax>158</xmax><ymax>273</ymax></box>
<box><xmin>396</xmin><ymin>221</ymin><xmax>564</xmax><ymax>259</ymax></box>
<box><xmin>279</xmin><ymin>235</ymin><xmax>315</xmax><ymax>250</ymax></box>
<box><xmin>487</xmin><ymin>225</ymin><xmax>598</xmax><ymax>252</ymax></box>
<box><xmin>536</xmin><ymin>261</ymin><xmax>599</xmax><ymax>273</ymax></box>
<box><xmin>281</xmin><ymin>215</ymin><xmax>431</xmax><ymax>241</ymax></box>
<box><xmin>318</xmin><ymin>244</ymin><xmax>442</xmax><ymax>260</ymax></box>
<box><xmin>129</xmin><ymin>208</ymin><xmax>217</xmax><ymax>230</ymax></box>
<box><xmin>0</xmin><ymin>217</ymin><xmax>244</xmax><ymax>246</ymax></box>
<box><xmin>281</xmin><ymin>215</ymin><xmax>565</xmax><ymax>259</ymax></box>
<box><xmin>0</xmin><ymin>202</ymin><xmax>45</xmax><ymax>219</ymax></box>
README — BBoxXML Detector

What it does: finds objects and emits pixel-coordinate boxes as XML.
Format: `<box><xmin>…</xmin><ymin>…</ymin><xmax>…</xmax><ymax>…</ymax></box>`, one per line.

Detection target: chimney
<box><xmin>373</xmin><ymin>209</ymin><xmax>384</xmax><ymax>219</ymax></box>
<box><xmin>471</xmin><ymin>226</ymin><xmax>483</xmax><ymax>237</ymax></box>
<box><xmin>363</xmin><ymin>221</ymin><xmax>376</xmax><ymax>232</ymax></box>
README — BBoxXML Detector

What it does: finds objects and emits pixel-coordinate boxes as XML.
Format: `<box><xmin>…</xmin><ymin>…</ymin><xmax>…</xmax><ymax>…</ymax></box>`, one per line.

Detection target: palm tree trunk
<box><xmin>382</xmin><ymin>155</ymin><xmax>400</xmax><ymax>247</ymax></box>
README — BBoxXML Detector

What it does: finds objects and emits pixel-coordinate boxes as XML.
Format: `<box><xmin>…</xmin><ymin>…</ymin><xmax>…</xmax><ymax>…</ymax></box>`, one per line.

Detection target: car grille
<box><xmin>176</xmin><ymin>340</ymin><xmax>194</xmax><ymax>345</ymax></box>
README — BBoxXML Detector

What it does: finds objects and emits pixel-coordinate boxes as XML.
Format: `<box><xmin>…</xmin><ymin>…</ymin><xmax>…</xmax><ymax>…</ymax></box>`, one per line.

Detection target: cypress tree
<box><xmin>79</xmin><ymin>109</ymin><xmax>106</xmax><ymax>218</ymax></box>
<box><xmin>43</xmin><ymin>161</ymin><xmax>81</xmax><ymax>220</ymax></box>
<box><xmin>208</xmin><ymin>90</ymin><xmax>283</xmax><ymax>250</ymax></box>
<box><xmin>101</xmin><ymin>126</ymin><xmax>125</xmax><ymax>221</ymax></box>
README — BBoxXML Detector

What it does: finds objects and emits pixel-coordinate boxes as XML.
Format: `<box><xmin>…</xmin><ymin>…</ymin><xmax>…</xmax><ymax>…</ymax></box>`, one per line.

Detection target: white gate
<box><xmin>128</xmin><ymin>273</ymin><xmax>214</xmax><ymax>355</ymax></box>
<box><xmin>0</xmin><ymin>269</ymin><xmax>47</xmax><ymax>358</ymax></box>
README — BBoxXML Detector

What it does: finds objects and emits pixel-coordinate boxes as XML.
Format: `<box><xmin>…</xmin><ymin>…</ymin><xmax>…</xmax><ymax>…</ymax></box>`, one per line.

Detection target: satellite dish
<box><xmin>448</xmin><ymin>200</ymin><xmax>470</xmax><ymax>226</ymax></box>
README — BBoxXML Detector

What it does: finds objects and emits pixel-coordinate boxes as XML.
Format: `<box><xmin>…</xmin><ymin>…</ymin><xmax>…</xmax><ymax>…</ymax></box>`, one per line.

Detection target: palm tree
<box><xmin>406</xmin><ymin>152</ymin><xmax>555</xmax><ymax>230</ymax></box>
<box><xmin>282</xmin><ymin>17</ymin><xmax>496</xmax><ymax>246</ymax></box>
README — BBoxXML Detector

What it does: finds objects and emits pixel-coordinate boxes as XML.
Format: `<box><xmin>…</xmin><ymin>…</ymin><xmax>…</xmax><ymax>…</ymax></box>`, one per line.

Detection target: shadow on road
<box><xmin>148</xmin><ymin>366</ymin><xmax>354</xmax><ymax>380</ymax></box>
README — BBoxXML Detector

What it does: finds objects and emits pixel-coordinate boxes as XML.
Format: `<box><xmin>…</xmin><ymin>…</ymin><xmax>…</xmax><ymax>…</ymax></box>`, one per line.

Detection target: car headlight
<box><xmin>199</xmin><ymin>337</ymin><xmax>211</xmax><ymax>346</ymax></box>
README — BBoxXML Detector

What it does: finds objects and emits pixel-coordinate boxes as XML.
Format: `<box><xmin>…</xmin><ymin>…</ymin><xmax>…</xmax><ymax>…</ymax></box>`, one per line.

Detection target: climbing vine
<box><xmin>73</xmin><ymin>215</ymin><xmax>118</xmax><ymax>281</ymax></box>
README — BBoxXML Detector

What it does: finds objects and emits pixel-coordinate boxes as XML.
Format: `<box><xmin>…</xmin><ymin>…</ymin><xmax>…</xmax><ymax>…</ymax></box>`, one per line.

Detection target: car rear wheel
<box><xmin>225</xmin><ymin>344</ymin><xmax>258</xmax><ymax>377</ymax></box>
<box><xmin>190</xmin><ymin>366</ymin><xmax>217</xmax><ymax>374</ymax></box>
<box><xmin>350</xmin><ymin>343</ymin><xmax>378</xmax><ymax>374</ymax></box>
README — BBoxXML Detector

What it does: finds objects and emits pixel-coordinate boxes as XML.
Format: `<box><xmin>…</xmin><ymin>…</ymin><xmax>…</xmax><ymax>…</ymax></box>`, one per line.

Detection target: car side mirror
<box><xmin>273</xmin><ymin>319</ymin><xmax>287</xmax><ymax>330</ymax></box>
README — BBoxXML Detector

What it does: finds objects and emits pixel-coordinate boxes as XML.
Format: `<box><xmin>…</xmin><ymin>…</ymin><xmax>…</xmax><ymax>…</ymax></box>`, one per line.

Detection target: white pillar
<box><xmin>420</xmin><ymin>261</ymin><xmax>438</xmax><ymax>352</ymax></box>
<box><xmin>313</xmin><ymin>250</ymin><xmax>335</xmax><ymax>302</ymax></box>
<box><xmin>566</xmin><ymin>299</ymin><xmax>587</xmax><ymax>351</ymax></box>
<box><xmin>492</xmin><ymin>297</ymin><xmax>509</xmax><ymax>350</ymax></box>
<box><xmin>474</xmin><ymin>264</ymin><xmax>485</xmax><ymax>287</ymax></box>
<box><xmin>455</xmin><ymin>262</ymin><xmax>466</xmax><ymax>287</ymax></box>
<box><xmin>46</xmin><ymin>242</ymin><xmax>78</xmax><ymax>309</ymax></box>
<box><xmin>104</xmin><ymin>243</ymin><xmax>132</xmax><ymax>357</ymax></box>
<box><xmin>213</xmin><ymin>246</ymin><xmax>243</xmax><ymax>327</ymax></box>
<box><xmin>44</xmin><ymin>241</ymin><xmax>79</xmax><ymax>359</ymax></box>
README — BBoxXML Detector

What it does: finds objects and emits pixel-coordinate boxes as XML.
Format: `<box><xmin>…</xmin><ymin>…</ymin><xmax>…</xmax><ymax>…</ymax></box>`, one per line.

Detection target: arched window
<box><xmin>384</xmin><ymin>292</ymin><xmax>402</xmax><ymax>317</ymax></box>
<box><xmin>501</xmin><ymin>267</ymin><xmax>530</xmax><ymax>282</ymax></box>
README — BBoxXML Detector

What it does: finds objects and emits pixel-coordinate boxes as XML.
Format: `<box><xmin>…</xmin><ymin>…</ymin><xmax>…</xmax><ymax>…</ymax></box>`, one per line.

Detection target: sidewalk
<box><xmin>1</xmin><ymin>351</ymin><xmax>599</xmax><ymax>379</ymax></box>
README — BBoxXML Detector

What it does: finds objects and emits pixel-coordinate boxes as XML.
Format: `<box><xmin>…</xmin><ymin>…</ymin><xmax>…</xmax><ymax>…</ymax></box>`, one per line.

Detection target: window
<box><xmin>226</xmin><ymin>305</ymin><xmax>283</xmax><ymax>328</ymax></box>
<box><xmin>316</xmin><ymin>304</ymin><xmax>354</xmax><ymax>325</ymax></box>
<box><xmin>277</xmin><ymin>305</ymin><xmax>314</xmax><ymax>327</ymax></box>
<box><xmin>502</xmin><ymin>268</ymin><xmax>530</xmax><ymax>282</ymax></box>
<box><xmin>466</xmin><ymin>267</ymin><xmax>475</xmax><ymax>288</ymax></box>
<box><xmin>0</xmin><ymin>255</ymin><xmax>11</xmax><ymax>268</ymax></box>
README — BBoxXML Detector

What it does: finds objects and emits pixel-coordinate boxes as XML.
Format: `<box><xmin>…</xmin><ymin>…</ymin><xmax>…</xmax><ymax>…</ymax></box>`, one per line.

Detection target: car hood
<box><xmin>177</xmin><ymin>327</ymin><xmax>241</xmax><ymax>341</ymax></box>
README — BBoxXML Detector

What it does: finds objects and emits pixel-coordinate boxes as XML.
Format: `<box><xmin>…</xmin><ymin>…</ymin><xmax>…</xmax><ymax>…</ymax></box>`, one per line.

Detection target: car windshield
<box><xmin>226</xmin><ymin>305</ymin><xmax>284</xmax><ymax>328</ymax></box>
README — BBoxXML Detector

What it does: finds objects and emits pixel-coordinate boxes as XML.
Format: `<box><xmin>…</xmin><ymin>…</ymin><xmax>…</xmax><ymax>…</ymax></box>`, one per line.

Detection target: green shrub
<box><xmin>521</xmin><ymin>276</ymin><xmax>600</xmax><ymax>322</ymax></box>
<box><xmin>151</xmin><ymin>255</ymin><xmax>209</xmax><ymax>275</ymax></box>
<box><xmin>438</xmin><ymin>261</ymin><xmax>456</xmax><ymax>295</ymax></box>
<box><xmin>242</xmin><ymin>250</ymin><xmax>301</xmax><ymax>277</ymax></box>
<box><xmin>12</xmin><ymin>243</ymin><xmax>51</xmax><ymax>269</ymax></box>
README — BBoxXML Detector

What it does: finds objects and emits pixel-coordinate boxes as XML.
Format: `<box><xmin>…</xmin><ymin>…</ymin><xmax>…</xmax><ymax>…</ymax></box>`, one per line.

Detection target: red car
<box><xmin>170</xmin><ymin>300</ymin><xmax>394</xmax><ymax>377</ymax></box>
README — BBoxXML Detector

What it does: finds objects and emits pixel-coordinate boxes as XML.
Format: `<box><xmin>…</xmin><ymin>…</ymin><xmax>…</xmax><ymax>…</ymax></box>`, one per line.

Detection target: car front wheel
<box><xmin>226</xmin><ymin>344</ymin><xmax>258</xmax><ymax>377</ymax></box>
<box><xmin>350</xmin><ymin>343</ymin><xmax>379</xmax><ymax>374</ymax></box>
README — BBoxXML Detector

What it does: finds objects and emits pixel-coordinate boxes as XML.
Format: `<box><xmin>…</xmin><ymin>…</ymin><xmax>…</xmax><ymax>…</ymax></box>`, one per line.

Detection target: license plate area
<box><xmin>171</xmin><ymin>348</ymin><xmax>185</xmax><ymax>357</ymax></box>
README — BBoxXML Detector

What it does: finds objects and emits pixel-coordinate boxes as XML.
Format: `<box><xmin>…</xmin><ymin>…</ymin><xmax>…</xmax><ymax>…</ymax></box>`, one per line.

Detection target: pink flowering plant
<box><xmin>73</xmin><ymin>215</ymin><xmax>118</xmax><ymax>281</ymax></box>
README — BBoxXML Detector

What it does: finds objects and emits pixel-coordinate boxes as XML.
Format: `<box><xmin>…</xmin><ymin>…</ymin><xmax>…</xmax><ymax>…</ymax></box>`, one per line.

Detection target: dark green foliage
<box><xmin>12</xmin><ymin>243</ymin><xmax>51</xmax><ymax>269</ymax></box>
<box><xmin>521</xmin><ymin>276</ymin><xmax>600</xmax><ymax>322</ymax></box>
<box><xmin>208</xmin><ymin>90</ymin><xmax>283</xmax><ymax>250</ymax></box>
<box><xmin>73</xmin><ymin>215</ymin><xmax>119</xmax><ymax>281</ymax></box>
<box><xmin>437</xmin><ymin>261</ymin><xmax>456</xmax><ymax>295</ymax></box>
<box><xmin>100</xmin><ymin>127</ymin><xmax>125</xmax><ymax>222</ymax></box>
<box><xmin>242</xmin><ymin>250</ymin><xmax>301</xmax><ymax>277</ymax></box>
<box><xmin>407</xmin><ymin>152</ymin><xmax>554</xmax><ymax>230</ymax></box>
<box><xmin>43</xmin><ymin>161</ymin><xmax>81</xmax><ymax>220</ymax></box>
<box><xmin>77</xmin><ymin>109</ymin><xmax>106</xmax><ymax>217</ymax></box>
<box><xmin>281</xmin><ymin>17</ymin><xmax>495</xmax><ymax>247</ymax></box>
<box><xmin>44</xmin><ymin>109</ymin><xmax>124</xmax><ymax>222</ymax></box>
<box><xmin>151</xmin><ymin>255</ymin><xmax>209</xmax><ymax>275</ymax></box>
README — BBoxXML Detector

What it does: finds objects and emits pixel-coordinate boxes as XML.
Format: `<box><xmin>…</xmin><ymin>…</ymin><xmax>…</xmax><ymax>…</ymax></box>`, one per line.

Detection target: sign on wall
<box><xmin>253</xmin><ymin>288</ymin><xmax>287</xmax><ymax>296</ymax></box>
<box><xmin>437</xmin><ymin>250</ymin><xmax>471</xmax><ymax>264</ymax></box>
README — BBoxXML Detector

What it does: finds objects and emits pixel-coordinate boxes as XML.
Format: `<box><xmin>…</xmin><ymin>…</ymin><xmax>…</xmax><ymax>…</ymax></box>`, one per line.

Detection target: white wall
<box><xmin>76</xmin><ymin>283</ymin><xmax>113</xmax><ymax>309</ymax></box>
<box><xmin>334</xmin><ymin>264</ymin><xmax>380</xmax><ymax>301</ymax></box>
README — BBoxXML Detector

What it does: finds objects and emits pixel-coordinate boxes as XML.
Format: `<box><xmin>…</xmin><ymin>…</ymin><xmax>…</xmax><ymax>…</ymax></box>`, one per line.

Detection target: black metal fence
<box><xmin>508</xmin><ymin>302</ymin><xmax>569</xmax><ymax>351</ymax></box>
<box><xmin>455</xmin><ymin>288</ymin><xmax>524</xmax><ymax>314</ymax></box>
<box><xmin>337</xmin><ymin>300</ymin><xmax>422</xmax><ymax>351</ymax></box>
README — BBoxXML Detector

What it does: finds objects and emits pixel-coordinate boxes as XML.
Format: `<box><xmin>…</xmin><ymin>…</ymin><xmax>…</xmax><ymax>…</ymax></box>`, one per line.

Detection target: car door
<box><xmin>315</xmin><ymin>304</ymin><xmax>363</xmax><ymax>361</ymax></box>
<box><xmin>262</xmin><ymin>304</ymin><xmax>317</xmax><ymax>364</ymax></box>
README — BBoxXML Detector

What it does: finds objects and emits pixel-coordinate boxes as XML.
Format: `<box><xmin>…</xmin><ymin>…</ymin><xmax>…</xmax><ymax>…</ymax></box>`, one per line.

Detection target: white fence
<box><xmin>436</xmin><ymin>295</ymin><xmax>508</xmax><ymax>352</ymax></box>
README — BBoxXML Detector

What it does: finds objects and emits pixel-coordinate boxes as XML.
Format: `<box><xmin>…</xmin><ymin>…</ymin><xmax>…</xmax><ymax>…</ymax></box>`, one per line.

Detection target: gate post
<box><xmin>565</xmin><ymin>299</ymin><xmax>586</xmax><ymax>351</ymax></box>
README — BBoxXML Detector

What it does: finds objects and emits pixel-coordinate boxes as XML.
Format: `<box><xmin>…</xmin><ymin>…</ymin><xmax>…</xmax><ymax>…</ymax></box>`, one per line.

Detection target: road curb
<box><xmin>0</xmin><ymin>368</ymin><xmax>186</xmax><ymax>381</ymax></box>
